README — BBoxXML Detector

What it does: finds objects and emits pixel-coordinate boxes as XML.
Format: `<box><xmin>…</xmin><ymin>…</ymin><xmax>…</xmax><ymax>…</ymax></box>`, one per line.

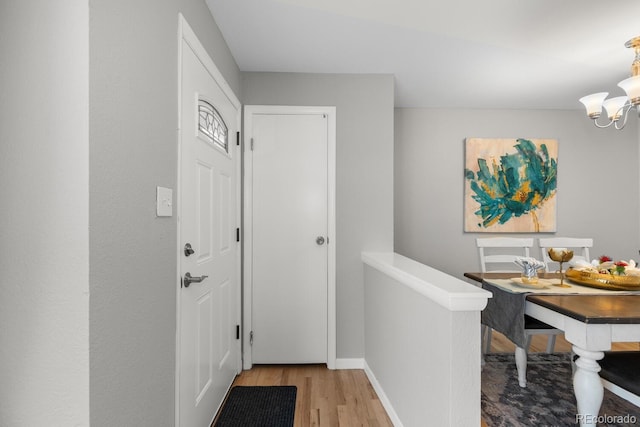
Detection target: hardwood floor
<box><xmin>227</xmin><ymin>364</ymin><xmax>393</xmax><ymax>427</ymax></box>
<box><xmin>217</xmin><ymin>335</ymin><xmax>639</xmax><ymax>427</ymax></box>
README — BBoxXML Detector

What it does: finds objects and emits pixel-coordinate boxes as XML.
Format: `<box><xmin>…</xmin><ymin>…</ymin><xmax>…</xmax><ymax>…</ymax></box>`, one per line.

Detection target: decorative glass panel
<box><xmin>198</xmin><ymin>99</ymin><xmax>228</xmax><ymax>152</ymax></box>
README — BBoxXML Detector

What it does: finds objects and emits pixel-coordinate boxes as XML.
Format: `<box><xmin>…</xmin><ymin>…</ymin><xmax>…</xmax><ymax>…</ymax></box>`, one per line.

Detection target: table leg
<box><xmin>515</xmin><ymin>346</ymin><xmax>527</xmax><ymax>387</ymax></box>
<box><xmin>572</xmin><ymin>345</ymin><xmax>604</xmax><ymax>427</ymax></box>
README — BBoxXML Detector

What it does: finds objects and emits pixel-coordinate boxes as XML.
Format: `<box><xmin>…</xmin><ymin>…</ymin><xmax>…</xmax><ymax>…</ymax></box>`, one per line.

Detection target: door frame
<box><xmin>175</xmin><ymin>14</ymin><xmax>242</xmax><ymax>426</ymax></box>
<box><xmin>243</xmin><ymin>105</ymin><xmax>336</xmax><ymax>370</ymax></box>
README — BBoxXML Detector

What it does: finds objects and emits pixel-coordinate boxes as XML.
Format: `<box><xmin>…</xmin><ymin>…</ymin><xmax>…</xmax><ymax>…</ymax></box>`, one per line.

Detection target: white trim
<box><xmin>242</xmin><ymin>105</ymin><xmax>337</xmax><ymax>370</ymax></box>
<box><xmin>175</xmin><ymin>16</ymin><xmax>185</xmax><ymax>427</ymax></box>
<box><xmin>242</xmin><ymin>107</ymin><xmax>253</xmax><ymax>369</ymax></box>
<box><xmin>364</xmin><ymin>360</ymin><xmax>403</xmax><ymax>427</ymax></box>
<box><xmin>326</xmin><ymin>107</ymin><xmax>337</xmax><ymax>370</ymax></box>
<box><xmin>178</xmin><ymin>15</ymin><xmax>240</xmax><ymax>111</ymax></box>
<box><xmin>361</xmin><ymin>252</ymin><xmax>491</xmax><ymax>311</ymax></box>
<box><xmin>176</xmin><ymin>14</ymin><xmax>242</xmax><ymax>426</ymax></box>
<box><xmin>334</xmin><ymin>358</ymin><xmax>365</xmax><ymax>370</ymax></box>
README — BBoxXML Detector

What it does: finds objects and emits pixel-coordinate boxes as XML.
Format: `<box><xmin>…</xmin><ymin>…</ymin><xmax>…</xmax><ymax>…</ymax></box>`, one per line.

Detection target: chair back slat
<box><xmin>476</xmin><ymin>237</ymin><xmax>534</xmax><ymax>273</ymax></box>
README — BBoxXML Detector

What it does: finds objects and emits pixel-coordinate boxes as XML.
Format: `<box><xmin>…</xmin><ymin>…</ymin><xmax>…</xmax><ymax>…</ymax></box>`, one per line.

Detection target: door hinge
<box><xmin>250</xmin><ymin>138</ymin><xmax>254</xmax><ymax>151</ymax></box>
<box><xmin>236</xmin><ymin>131</ymin><xmax>240</xmax><ymax>146</ymax></box>
<box><xmin>249</xmin><ymin>331</ymin><xmax>254</xmax><ymax>346</ymax></box>
<box><xmin>236</xmin><ymin>325</ymin><xmax>240</xmax><ymax>340</ymax></box>
<box><xmin>236</xmin><ymin>227</ymin><xmax>240</xmax><ymax>242</ymax></box>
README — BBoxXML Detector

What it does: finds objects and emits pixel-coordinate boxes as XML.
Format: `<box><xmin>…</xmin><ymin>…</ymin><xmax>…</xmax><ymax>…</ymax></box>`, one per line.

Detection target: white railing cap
<box><xmin>362</xmin><ymin>252</ymin><xmax>491</xmax><ymax>311</ymax></box>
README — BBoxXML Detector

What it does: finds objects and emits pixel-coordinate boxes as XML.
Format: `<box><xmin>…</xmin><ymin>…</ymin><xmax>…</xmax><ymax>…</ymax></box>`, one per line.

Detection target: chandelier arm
<box><xmin>614</xmin><ymin>104</ymin><xmax>633</xmax><ymax>130</ymax></box>
<box><xmin>593</xmin><ymin>117</ymin><xmax>616</xmax><ymax>128</ymax></box>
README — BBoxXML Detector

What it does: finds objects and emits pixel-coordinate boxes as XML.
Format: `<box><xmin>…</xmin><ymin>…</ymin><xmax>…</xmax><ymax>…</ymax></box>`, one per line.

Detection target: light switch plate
<box><xmin>156</xmin><ymin>186</ymin><xmax>173</xmax><ymax>217</ymax></box>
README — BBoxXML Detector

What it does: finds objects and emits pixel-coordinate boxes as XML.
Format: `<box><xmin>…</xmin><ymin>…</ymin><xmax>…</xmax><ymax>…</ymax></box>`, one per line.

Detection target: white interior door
<box><xmin>244</xmin><ymin>107</ymin><xmax>336</xmax><ymax>366</ymax></box>
<box><xmin>177</xmin><ymin>16</ymin><xmax>240</xmax><ymax>427</ymax></box>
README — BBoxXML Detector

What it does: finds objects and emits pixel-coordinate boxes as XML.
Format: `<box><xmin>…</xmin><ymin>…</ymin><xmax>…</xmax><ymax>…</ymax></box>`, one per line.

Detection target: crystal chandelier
<box><xmin>579</xmin><ymin>36</ymin><xmax>640</xmax><ymax>130</ymax></box>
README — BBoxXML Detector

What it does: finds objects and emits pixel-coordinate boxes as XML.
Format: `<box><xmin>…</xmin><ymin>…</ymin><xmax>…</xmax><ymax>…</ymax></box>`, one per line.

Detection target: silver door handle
<box><xmin>183</xmin><ymin>272</ymin><xmax>208</xmax><ymax>288</ymax></box>
<box><xmin>316</xmin><ymin>236</ymin><xmax>325</xmax><ymax>245</ymax></box>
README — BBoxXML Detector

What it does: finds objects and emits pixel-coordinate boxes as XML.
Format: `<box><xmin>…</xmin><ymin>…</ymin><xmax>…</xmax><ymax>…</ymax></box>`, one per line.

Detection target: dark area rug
<box><xmin>482</xmin><ymin>353</ymin><xmax>640</xmax><ymax>426</ymax></box>
<box><xmin>214</xmin><ymin>386</ymin><xmax>297</xmax><ymax>427</ymax></box>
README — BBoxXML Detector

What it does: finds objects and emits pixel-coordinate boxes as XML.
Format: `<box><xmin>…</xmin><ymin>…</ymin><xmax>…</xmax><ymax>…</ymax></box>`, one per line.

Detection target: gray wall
<box><xmin>395</xmin><ymin>108</ymin><xmax>639</xmax><ymax>279</ymax></box>
<box><xmin>0</xmin><ymin>1</ymin><xmax>90</xmax><ymax>425</ymax></box>
<box><xmin>242</xmin><ymin>73</ymin><xmax>395</xmax><ymax>358</ymax></box>
<box><xmin>364</xmin><ymin>263</ymin><xmax>482</xmax><ymax>426</ymax></box>
<box><xmin>89</xmin><ymin>1</ymin><xmax>241</xmax><ymax>425</ymax></box>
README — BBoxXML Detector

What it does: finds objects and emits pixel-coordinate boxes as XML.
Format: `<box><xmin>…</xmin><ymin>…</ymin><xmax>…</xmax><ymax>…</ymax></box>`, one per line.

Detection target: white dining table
<box><xmin>465</xmin><ymin>272</ymin><xmax>640</xmax><ymax>427</ymax></box>
<box><xmin>526</xmin><ymin>294</ymin><xmax>640</xmax><ymax>427</ymax></box>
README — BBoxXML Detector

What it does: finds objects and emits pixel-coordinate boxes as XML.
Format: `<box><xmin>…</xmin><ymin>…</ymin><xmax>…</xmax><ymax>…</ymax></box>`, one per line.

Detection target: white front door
<box><xmin>244</xmin><ymin>106</ymin><xmax>336</xmax><ymax>367</ymax></box>
<box><xmin>177</xmin><ymin>16</ymin><xmax>240</xmax><ymax>427</ymax></box>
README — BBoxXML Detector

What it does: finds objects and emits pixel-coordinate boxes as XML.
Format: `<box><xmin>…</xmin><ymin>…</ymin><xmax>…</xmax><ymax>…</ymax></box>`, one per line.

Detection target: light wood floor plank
<box><xmin>228</xmin><ymin>365</ymin><xmax>392</xmax><ymax>427</ymax></box>
<box><xmin>222</xmin><ymin>336</ymin><xmax>640</xmax><ymax>426</ymax></box>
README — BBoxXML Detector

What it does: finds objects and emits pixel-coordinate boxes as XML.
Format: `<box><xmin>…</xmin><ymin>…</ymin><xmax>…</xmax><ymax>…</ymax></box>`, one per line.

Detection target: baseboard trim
<box><xmin>334</xmin><ymin>358</ymin><xmax>365</xmax><ymax>369</ymax></box>
<box><xmin>363</xmin><ymin>360</ymin><xmax>403</xmax><ymax>427</ymax></box>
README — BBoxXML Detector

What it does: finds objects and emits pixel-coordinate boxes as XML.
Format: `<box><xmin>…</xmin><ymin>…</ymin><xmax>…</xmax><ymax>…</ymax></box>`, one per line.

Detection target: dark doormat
<box><xmin>214</xmin><ymin>386</ymin><xmax>297</xmax><ymax>427</ymax></box>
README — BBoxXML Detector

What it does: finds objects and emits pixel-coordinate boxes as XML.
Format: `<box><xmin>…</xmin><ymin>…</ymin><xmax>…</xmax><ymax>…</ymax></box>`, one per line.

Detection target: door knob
<box><xmin>183</xmin><ymin>272</ymin><xmax>208</xmax><ymax>288</ymax></box>
<box><xmin>316</xmin><ymin>236</ymin><xmax>325</xmax><ymax>245</ymax></box>
<box><xmin>184</xmin><ymin>243</ymin><xmax>195</xmax><ymax>257</ymax></box>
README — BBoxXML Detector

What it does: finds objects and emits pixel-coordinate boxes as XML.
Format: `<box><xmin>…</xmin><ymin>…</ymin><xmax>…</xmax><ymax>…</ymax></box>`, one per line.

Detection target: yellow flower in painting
<box><xmin>514</xmin><ymin>188</ymin><xmax>528</xmax><ymax>203</ymax></box>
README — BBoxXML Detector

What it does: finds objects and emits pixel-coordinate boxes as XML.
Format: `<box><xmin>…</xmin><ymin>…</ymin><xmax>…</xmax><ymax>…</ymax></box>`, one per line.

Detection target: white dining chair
<box><xmin>477</xmin><ymin>237</ymin><xmax>533</xmax><ymax>273</ymax></box>
<box><xmin>477</xmin><ymin>237</ymin><xmax>561</xmax><ymax>354</ymax></box>
<box><xmin>539</xmin><ymin>237</ymin><xmax>593</xmax><ymax>272</ymax></box>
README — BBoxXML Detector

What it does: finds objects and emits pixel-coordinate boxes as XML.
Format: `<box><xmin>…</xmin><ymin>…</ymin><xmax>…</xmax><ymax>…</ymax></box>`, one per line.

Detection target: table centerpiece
<box><xmin>548</xmin><ymin>248</ymin><xmax>574</xmax><ymax>287</ymax></box>
<box><xmin>565</xmin><ymin>255</ymin><xmax>640</xmax><ymax>291</ymax></box>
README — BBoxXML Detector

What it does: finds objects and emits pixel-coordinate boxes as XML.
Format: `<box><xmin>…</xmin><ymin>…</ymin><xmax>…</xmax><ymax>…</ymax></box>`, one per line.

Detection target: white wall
<box><xmin>395</xmin><ymin>108</ymin><xmax>639</xmax><ymax>279</ymax></box>
<box><xmin>242</xmin><ymin>73</ymin><xmax>395</xmax><ymax>358</ymax></box>
<box><xmin>363</xmin><ymin>255</ymin><xmax>486</xmax><ymax>427</ymax></box>
<box><xmin>89</xmin><ymin>1</ymin><xmax>241</xmax><ymax>425</ymax></box>
<box><xmin>0</xmin><ymin>1</ymin><xmax>90</xmax><ymax>425</ymax></box>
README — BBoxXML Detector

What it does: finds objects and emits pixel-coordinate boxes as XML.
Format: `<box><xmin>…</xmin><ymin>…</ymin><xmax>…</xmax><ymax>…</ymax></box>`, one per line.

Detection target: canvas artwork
<box><xmin>464</xmin><ymin>138</ymin><xmax>558</xmax><ymax>233</ymax></box>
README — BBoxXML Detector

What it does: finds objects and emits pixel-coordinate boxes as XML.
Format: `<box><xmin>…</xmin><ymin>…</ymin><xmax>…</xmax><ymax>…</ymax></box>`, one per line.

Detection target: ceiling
<box><xmin>206</xmin><ymin>0</ymin><xmax>640</xmax><ymax>109</ymax></box>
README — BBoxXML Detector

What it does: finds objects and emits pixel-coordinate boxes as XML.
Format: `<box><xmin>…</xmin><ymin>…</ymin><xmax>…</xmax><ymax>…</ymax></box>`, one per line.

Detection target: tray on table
<box><xmin>565</xmin><ymin>268</ymin><xmax>640</xmax><ymax>291</ymax></box>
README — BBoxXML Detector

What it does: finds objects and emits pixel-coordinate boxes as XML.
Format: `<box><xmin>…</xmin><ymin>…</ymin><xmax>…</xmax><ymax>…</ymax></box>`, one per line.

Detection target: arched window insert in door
<box><xmin>198</xmin><ymin>99</ymin><xmax>228</xmax><ymax>153</ymax></box>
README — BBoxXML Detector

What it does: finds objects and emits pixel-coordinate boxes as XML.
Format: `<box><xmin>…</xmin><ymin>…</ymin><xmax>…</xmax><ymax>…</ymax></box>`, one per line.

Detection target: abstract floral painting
<box><xmin>464</xmin><ymin>138</ymin><xmax>557</xmax><ymax>232</ymax></box>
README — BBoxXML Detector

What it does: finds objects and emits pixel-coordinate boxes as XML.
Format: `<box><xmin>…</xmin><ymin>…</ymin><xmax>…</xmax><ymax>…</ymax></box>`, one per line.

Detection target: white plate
<box><xmin>510</xmin><ymin>277</ymin><xmax>551</xmax><ymax>289</ymax></box>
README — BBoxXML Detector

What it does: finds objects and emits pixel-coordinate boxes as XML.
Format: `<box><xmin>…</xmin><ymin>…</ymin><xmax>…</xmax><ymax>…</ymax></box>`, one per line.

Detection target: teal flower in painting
<box><xmin>464</xmin><ymin>138</ymin><xmax>557</xmax><ymax>232</ymax></box>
